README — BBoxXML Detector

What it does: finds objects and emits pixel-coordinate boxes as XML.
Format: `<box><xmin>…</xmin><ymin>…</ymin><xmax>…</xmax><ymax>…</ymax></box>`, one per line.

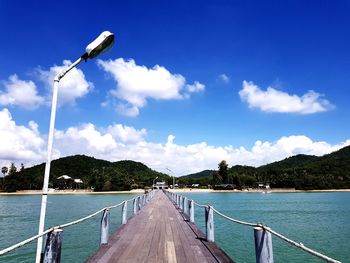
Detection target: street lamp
<box><xmin>166</xmin><ymin>168</ymin><xmax>175</xmax><ymax>189</ymax></box>
<box><xmin>35</xmin><ymin>31</ymin><xmax>114</xmax><ymax>263</ymax></box>
<box><xmin>153</xmin><ymin>177</ymin><xmax>158</xmax><ymax>189</ymax></box>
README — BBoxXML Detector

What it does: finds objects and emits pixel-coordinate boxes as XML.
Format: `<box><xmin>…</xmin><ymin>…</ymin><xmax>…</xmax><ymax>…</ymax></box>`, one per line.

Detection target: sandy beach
<box><xmin>1</xmin><ymin>188</ymin><xmax>350</xmax><ymax>195</ymax></box>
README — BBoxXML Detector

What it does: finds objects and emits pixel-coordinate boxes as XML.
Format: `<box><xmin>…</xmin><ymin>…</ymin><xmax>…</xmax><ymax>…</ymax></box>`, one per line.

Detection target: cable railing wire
<box><xmin>0</xmin><ymin>194</ymin><xmax>147</xmax><ymax>256</ymax></box>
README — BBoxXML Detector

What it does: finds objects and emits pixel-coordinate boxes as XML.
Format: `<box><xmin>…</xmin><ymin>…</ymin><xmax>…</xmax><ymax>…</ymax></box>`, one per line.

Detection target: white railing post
<box><xmin>254</xmin><ymin>227</ymin><xmax>273</xmax><ymax>263</ymax></box>
<box><xmin>100</xmin><ymin>209</ymin><xmax>110</xmax><ymax>245</ymax></box>
<box><xmin>179</xmin><ymin>196</ymin><xmax>183</xmax><ymax>211</ymax></box>
<box><xmin>133</xmin><ymin>198</ymin><xmax>138</xmax><ymax>214</ymax></box>
<box><xmin>122</xmin><ymin>201</ymin><xmax>128</xmax><ymax>224</ymax></box>
<box><xmin>183</xmin><ymin>196</ymin><xmax>188</xmax><ymax>215</ymax></box>
<box><xmin>205</xmin><ymin>206</ymin><xmax>214</xmax><ymax>242</ymax></box>
<box><xmin>189</xmin><ymin>200</ymin><xmax>195</xmax><ymax>223</ymax></box>
<box><xmin>138</xmin><ymin>196</ymin><xmax>142</xmax><ymax>210</ymax></box>
<box><xmin>43</xmin><ymin>229</ymin><xmax>63</xmax><ymax>263</ymax></box>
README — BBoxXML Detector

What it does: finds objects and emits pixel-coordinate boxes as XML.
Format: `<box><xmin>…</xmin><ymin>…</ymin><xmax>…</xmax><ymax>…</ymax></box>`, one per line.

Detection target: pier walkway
<box><xmin>86</xmin><ymin>190</ymin><xmax>232</xmax><ymax>263</ymax></box>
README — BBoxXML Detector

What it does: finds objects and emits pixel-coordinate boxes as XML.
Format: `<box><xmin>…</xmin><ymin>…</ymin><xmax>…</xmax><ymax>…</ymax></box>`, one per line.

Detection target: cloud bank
<box><xmin>239</xmin><ymin>81</ymin><xmax>334</xmax><ymax>114</ymax></box>
<box><xmin>98</xmin><ymin>58</ymin><xmax>205</xmax><ymax>116</ymax></box>
<box><xmin>1</xmin><ymin>108</ymin><xmax>349</xmax><ymax>176</ymax></box>
<box><xmin>0</xmin><ymin>75</ymin><xmax>44</xmax><ymax>109</ymax></box>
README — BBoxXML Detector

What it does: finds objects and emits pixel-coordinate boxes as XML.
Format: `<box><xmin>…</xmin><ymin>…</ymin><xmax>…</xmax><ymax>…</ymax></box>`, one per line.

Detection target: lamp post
<box><xmin>153</xmin><ymin>177</ymin><xmax>158</xmax><ymax>189</ymax></box>
<box><xmin>35</xmin><ymin>31</ymin><xmax>115</xmax><ymax>263</ymax></box>
<box><xmin>166</xmin><ymin>168</ymin><xmax>175</xmax><ymax>189</ymax></box>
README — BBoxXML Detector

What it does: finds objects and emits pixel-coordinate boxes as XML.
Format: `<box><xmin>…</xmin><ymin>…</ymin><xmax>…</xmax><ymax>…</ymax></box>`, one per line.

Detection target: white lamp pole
<box><xmin>153</xmin><ymin>177</ymin><xmax>158</xmax><ymax>188</ymax></box>
<box><xmin>35</xmin><ymin>31</ymin><xmax>115</xmax><ymax>263</ymax></box>
<box><xmin>166</xmin><ymin>168</ymin><xmax>175</xmax><ymax>189</ymax></box>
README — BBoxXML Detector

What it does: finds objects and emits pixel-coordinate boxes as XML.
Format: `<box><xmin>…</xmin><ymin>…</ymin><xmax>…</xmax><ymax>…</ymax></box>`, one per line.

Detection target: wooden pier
<box><xmin>86</xmin><ymin>190</ymin><xmax>233</xmax><ymax>263</ymax></box>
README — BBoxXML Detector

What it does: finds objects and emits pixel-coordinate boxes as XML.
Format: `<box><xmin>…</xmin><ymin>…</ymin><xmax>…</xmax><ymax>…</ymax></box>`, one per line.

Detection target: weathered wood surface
<box><xmin>86</xmin><ymin>190</ymin><xmax>233</xmax><ymax>263</ymax></box>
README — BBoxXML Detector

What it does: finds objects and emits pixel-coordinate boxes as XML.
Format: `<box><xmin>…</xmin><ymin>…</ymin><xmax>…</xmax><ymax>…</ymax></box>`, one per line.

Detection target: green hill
<box><xmin>2</xmin><ymin>155</ymin><xmax>170</xmax><ymax>192</ymax></box>
<box><xmin>177</xmin><ymin>146</ymin><xmax>350</xmax><ymax>190</ymax></box>
<box><xmin>257</xmin><ymin>146</ymin><xmax>350</xmax><ymax>189</ymax></box>
<box><xmin>3</xmin><ymin>146</ymin><xmax>350</xmax><ymax>191</ymax></box>
<box><xmin>181</xmin><ymin>170</ymin><xmax>214</xmax><ymax>179</ymax></box>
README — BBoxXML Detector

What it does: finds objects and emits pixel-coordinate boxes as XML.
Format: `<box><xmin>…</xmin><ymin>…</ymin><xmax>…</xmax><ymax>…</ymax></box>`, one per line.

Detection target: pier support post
<box><xmin>122</xmin><ymin>201</ymin><xmax>128</xmax><ymax>224</ymax></box>
<box><xmin>179</xmin><ymin>196</ymin><xmax>183</xmax><ymax>211</ymax></box>
<box><xmin>100</xmin><ymin>209</ymin><xmax>110</xmax><ymax>245</ymax></box>
<box><xmin>205</xmin><ymin>206</ymin><xmax>214</xmax><ymax>242</ymax></box>
<box><xmin>138</xmin><ymin>196</ymin><xmax>142</xmax><ymax>210</ymax></box>
<box><xmin>254</xmin><ymin>227</ymin><xmax>273</xmax><ymax>263</ymax></box>
<box><xmin>189</xmin><ymin>199</ymin><xmax>195</xmax><ymax>223</ymax></box>
<box><xmin>43</xmin><ymin>229</ymin><xmax>63</xmax><ymax>263</ymax></box>
<box><xmin>183</xmin><ymin>196</ymin><xmax>188</xmax><ymax>215</ymax></box>
<box><xmin>133</xmin><ymin>198</ymin><xmax>138</xmax><ymax>214</ymax></box>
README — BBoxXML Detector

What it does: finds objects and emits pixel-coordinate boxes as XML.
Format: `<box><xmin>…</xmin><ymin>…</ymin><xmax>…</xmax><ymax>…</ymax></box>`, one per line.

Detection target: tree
<box><xmin>212</xmin><ymin>171</ymin><xmax>222</xmax><ymax>185</ymax></box>
<box><xmin>218</xmin><ymin>160</ymin><xmax>228</xmax><ymax>184</ymax></box>
<box><xmin>1</xmin><ymin>166</ymin><xmax>8</xmax><ymax>177</ymax></box>
<box><xmin>8</xmin><ymin>163</ymin><xmax>17</xmax><ymax>176</ymax></box>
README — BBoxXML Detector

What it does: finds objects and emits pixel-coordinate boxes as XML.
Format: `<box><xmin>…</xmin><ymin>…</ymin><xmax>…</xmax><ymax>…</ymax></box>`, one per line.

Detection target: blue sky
<box><xmin>0</xmin><ymin>0</ymin><xmax>349</xmax><ymax>175</ymax></box>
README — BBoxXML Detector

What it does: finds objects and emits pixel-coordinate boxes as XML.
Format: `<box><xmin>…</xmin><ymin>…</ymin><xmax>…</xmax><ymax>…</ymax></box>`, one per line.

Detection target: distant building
<box><xmin>153</xmin><ymin>181</ymin><xmax>168</xmax><ymax>189</ymax></box>
<box><xmin>256</xmin><ymin>182</ymin><xmax>270</xmax><ymax>189</ymax></box>
<box><xmin>213</xmin><ymin>184</ymin><xmax>236</xmax><ymax>190</ymax></box>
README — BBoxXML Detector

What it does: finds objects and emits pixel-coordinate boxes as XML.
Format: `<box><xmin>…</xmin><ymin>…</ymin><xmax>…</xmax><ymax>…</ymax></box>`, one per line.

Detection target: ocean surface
<box><xmin>0</xmin><ymin>192</ymin><xmax>349</xmax><ymax>263</ymax></box>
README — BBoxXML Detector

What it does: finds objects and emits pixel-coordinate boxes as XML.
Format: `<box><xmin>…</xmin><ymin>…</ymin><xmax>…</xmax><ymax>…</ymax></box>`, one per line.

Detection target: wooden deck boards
<box><xmin>86</xmin><ymin>190</ymin><xmax>233</xmax><ymax>263</ymax></box>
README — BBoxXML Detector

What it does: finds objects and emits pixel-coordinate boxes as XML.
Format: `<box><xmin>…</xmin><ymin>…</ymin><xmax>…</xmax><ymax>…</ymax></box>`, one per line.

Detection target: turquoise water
<box><xmin>0</xmin><ymin>192</ymin><xmax>349</xmax><ymax>262</ymax></box>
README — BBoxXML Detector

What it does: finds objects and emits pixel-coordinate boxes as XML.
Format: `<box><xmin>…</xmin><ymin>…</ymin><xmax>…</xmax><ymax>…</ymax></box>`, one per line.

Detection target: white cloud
<box><xmin>186</xmin><ymin>81</ymin><xmax>205</xmax><ymax>93</ymax></box>
<box><xmin>97</xmin><ymin>58</ymin><xmax>205</xmax><ymax>116</ymax></box>
<box><xmin>239</xmin><ymin>80</ymin><xmax>334</xmax><ymax>114</ymax></box>
<box><xmin>1</xmin><ymin>108</ymin><xmax>349</xmax><ymax>176</ymax></box>
<box><xmin>37</xmin><ymin>60</ymin><xmax>93</xmax><ymax>106</ymax></box>
<box><xmin>0</xmin><ymin>108</ymin><xmax>45</xmax><ymax>168</ymax></box>
<box><xmin>219</xmin><ymin>74</ymin><xmax>230</xmax><ymax>84</ymax></box>
<box><xmin>107</xmin><ymin>124</ymin><xmax>147</xmax><ymax>144</ymax></box>
<box><xmin>0</xmin><ymin>74</ymin><xmax>44</xmax><ymax>109</ymax></box>
<box><xmin>52</xmin><ymin>125</ymin><xmax>350</xmax><ymax>176</ymax></box>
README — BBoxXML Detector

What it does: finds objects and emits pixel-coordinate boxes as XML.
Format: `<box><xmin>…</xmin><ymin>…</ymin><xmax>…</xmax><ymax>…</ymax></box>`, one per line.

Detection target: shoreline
<box><xmin>1</xmin><ymin>188</ymin><xmax>350</xmax><ymax>195</ymax></box>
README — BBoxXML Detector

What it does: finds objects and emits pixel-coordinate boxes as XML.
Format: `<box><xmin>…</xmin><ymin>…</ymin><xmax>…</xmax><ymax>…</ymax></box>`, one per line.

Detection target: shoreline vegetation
<box><xmin>1</xmin><ymin>145</ymin><xmax>350</xmax><ymax>192</ymax></box>
<box><xmin>1</xmin><ymin>188</ymin><xmax>350</xmax><ymax>195</ymax></box>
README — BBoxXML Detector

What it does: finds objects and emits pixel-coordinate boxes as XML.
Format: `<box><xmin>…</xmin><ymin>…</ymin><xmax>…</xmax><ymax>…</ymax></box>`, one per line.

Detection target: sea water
<box><xmin>0</xmin><ymin>192</ymin><xmax>349</xmax><ymax>262</ymax></box>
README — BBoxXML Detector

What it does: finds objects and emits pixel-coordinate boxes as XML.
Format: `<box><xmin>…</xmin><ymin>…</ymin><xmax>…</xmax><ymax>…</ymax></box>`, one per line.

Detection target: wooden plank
<box><xmin>86</xmin><ymin>190</ymin><xmax>234</xmax><ymax>263</ymax></box>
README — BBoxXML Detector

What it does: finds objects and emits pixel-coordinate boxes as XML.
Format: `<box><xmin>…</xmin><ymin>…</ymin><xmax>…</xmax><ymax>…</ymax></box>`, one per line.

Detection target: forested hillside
<box><xmin>2</xmin><ymin>155</ymin><xmax>170</xmax><ymax>192</ymax></box>
<box><xmin>179</xmin><ymin>146</ymin><xmax>350</xmax><ymax>190</ymax></box>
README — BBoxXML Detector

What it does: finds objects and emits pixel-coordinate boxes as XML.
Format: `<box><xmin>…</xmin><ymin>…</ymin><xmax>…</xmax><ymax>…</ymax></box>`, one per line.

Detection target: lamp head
<box><xmin>83</xmin><ymin>31</ymin><xmax>115</xmax><ymax>60</ymax></box>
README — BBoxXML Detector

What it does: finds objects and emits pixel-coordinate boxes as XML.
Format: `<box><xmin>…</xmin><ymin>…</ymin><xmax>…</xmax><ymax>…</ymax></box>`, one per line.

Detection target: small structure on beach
<box><xmin>153</xmin><ymin>181</ymin><xmax>168</xmax><ymax>189</ymax></box>
<box><xmin>256</xmin><ymin>182</ymin><xmax>270</xmax><ymax>189</ymax></box>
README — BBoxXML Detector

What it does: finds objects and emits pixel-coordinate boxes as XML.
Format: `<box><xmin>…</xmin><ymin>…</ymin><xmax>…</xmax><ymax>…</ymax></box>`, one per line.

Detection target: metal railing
<box><xmin>164</xmin><ymin>190</ymin><xmax>342</xmax><ymax>263</ymax></box>
<box><xmin>0</xmin><ymin>190</ymin><xmax>155</xmax><ymax>262</ymax></box>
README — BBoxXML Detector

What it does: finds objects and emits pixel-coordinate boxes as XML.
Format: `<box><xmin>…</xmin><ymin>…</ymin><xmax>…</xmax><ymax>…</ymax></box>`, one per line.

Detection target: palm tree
<box><xmin>1</xmin><ymin>166</ymin><xmax>8</xmax><ymax>189</ymax></box>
